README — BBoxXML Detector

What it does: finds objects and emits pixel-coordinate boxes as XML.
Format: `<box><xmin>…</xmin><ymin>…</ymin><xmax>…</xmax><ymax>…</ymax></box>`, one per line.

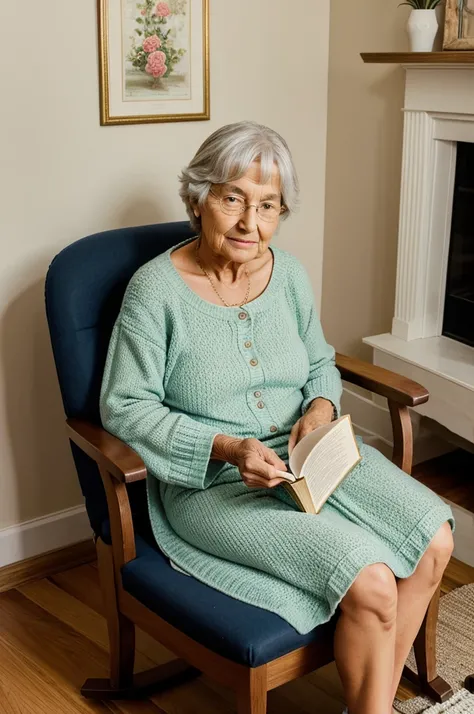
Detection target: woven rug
<box><xmin>394</xmin><ymin>584</ymin><xmax>474</xmax><ymax>713</ymax></box>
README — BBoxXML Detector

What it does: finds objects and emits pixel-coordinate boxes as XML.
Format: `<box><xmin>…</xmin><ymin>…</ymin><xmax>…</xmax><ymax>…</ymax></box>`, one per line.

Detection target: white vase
<box><xmin>407</xmin><ymin>9</ymin><xmax>438</xmax><ymax>52</ymax></box>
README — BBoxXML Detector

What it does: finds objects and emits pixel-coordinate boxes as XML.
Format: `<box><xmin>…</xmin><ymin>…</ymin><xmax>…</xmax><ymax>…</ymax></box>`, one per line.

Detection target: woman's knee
<box><xmin>419</xmin><ymin>521</ymin><xmax>454</xmax><ymax>584</ymax></box>
<box><xmin>340</xmin><ymin>563</ymin><xmax>398</xmax><ymax>626</ymax></box>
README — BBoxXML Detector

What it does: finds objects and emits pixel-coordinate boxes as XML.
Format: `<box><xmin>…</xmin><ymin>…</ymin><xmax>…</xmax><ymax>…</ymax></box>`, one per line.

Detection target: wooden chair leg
<box><xmin>81</xmin><ymin>537</ymin><xmax>199</xmax><ymax>699</ymax></box>
<box><xmin>388</xmin><ymin>401</ymin><xmax>413</xmax><ymax>475</ymax></box>
<box><xmin>389</xmin><ymin>404</ymin><xmax>453</xmax><ymax>703</ymax></box>
<box><xmin>402</xmin><ymin>584</ymin><xmax>453</xmax><ymax>703</ymax></box>
<box><xmin>236</xmin><ymin>666</ymin><xmax>268</xmax><ymax>714</ymax></box>
<box><xmin>81</xmin><ymin>536</ymin><xmax>134</xmax><ymax>695</ymax></box>
<box><xmin>465</xmin><ymin>674</ymin><xmax>474</xmax><ymax>693</ymax></box>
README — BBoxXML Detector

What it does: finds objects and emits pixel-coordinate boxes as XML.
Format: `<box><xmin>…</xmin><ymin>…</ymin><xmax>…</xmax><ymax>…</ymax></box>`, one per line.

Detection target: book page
<box><xmin>302</xmin><ymin>419</ymin><xmax>360</xmax><ymax>509</ymax></box>
<box><xmin>288</xmin><ymin>416</ymin><xmax>347</xmax><ymax>478</ymax></box>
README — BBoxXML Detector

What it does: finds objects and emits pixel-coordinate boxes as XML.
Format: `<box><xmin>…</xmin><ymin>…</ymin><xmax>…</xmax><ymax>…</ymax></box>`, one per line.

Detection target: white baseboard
<box><xmin>0</xmin><ymin>505</ymin><xmax>93</xmax><ymax>568</ymax></box>
<box><xmin>341</xmin><ymin>385</ymin><xmax>454</xmax><ymax>465</ymax></box>
<box><xmin>341</xmin><ymin>387</ymin><xmax>394</xmax><ymax>443</ymax></box>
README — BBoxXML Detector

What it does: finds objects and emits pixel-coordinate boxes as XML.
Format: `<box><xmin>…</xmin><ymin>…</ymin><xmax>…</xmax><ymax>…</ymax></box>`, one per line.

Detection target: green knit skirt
<box><xmin>150</xmin><ymin>439</ymin><xmax>455</xmax><ymax>635</ymax></box>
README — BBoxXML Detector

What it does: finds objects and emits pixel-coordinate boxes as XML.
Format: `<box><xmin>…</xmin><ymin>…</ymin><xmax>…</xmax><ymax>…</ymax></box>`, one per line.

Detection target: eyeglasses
<box><xmin>209</xmin><ymin>189</ymin><xmax>286</xmax><ymax>223</ymax></box>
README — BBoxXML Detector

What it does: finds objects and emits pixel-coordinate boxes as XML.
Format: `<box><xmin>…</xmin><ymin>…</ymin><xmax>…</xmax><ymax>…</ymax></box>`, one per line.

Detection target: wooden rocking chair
<box><xmin>45</xmin><ymin>222</ymin><xmax>454</xmax><ymax>713</ymax></box>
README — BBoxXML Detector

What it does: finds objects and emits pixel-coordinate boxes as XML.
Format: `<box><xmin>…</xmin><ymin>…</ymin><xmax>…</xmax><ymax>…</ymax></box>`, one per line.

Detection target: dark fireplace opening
<box><xmin>442</xmin><ymin>141</ymin><xmax>474</xmax><ymax>348</ymax></box>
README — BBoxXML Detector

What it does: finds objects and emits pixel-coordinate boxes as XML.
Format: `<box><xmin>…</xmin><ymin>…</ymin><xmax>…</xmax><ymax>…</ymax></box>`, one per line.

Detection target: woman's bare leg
<box><xmin>334</xmin><ymin>563</ymin><xmax>398</xmax><ymax>714</ymax></box>
<box><xmin>389</xmin><ymin>522</ymin><xmax>454</xmax><ymax>703</ymax></box>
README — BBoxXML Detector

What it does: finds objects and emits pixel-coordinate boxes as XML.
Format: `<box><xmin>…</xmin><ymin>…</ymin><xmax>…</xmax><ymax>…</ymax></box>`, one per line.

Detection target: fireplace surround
<box><xmin>363</xmin><ymin>61</ymin><xmax>474</xmax><ymax>446</ymax></box>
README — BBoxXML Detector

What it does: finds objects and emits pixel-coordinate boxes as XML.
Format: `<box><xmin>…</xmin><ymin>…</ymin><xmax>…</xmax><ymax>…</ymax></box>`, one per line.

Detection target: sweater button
<box><xmin>250</xmin><ymin>358</ymin><xmax>258</xmax><ymax>367</ymax></box>
<box><xmin>254</xmin><ymin>390</ymin><xmax>261</xmax><ymax>397</ymax></box>
<box><xmin>244</xmin><ymin>340</ymin><xmax>252</xmax><ymax>348</ymax></box>
<box><xmin>270</xmin><ymin>425</ymin><xmax>278</xmax><ymax>433</ymax></box>
<box><xmin>257</xmin><ymin>401</ymin><xmax>265</xmax><ymax>409</ymax></box>
<box><xmin>238</xmin><ymin>312</ymin><xmax>248</xmax><ymax>320</ymax></box>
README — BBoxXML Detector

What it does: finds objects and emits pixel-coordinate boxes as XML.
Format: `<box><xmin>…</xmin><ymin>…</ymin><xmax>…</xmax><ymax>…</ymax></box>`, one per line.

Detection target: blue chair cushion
<box><xmin>120</xmin><ymin>533</ymin><xmax>338</xmax><ymax>667</ymax></box>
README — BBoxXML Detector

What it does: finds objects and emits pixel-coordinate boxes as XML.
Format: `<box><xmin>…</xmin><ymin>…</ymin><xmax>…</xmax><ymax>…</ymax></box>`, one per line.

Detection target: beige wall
<box><xmin>0</xmin><ymin>1</ymin><xmax>330</xmax><ymax>529</ymax></box>
<box><xmin>322</xmin><ymin>1</ymin><xmax>409</xmax><ymax>359</ymax></box>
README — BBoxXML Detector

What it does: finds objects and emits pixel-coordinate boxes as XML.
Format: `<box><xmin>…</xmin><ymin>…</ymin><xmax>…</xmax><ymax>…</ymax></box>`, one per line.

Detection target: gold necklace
<box><xmin>195</xmin><ymin>238</ymin><xmax>251</xmax><ymax>307</ymax></box>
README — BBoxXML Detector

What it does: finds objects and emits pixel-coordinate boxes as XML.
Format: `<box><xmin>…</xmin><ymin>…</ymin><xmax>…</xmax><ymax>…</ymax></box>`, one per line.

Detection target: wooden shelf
<box><xmin>361</xmin><ymin>51</ymin><xmax>474</xmax><ymax>64</ymax></box>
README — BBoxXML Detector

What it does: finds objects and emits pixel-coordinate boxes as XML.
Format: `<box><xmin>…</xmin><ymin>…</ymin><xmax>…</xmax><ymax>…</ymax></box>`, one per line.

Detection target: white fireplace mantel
<box><xmin>362</xmin><ymin>62</ymin><xmax>474</xmax><ymax>446</ymax></box>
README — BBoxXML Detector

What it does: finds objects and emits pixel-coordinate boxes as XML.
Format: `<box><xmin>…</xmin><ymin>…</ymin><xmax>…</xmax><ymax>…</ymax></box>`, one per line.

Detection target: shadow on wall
<box><xmin>322</xmin><ymin>62</ymin><xmax>405</xmax><ymax>363</ymax></box>
<box><xmin>1</xmin><ymin>276</ymin><xmax>79</xmax><ymax>527</ymax></box>
<box><xmin>365</xmin><ymin>67</ymin><xmax>404</xmax><ymax>353</ymax></box>
<box><xmin>1</xmin><ymin>195</ymin><xmax>166</xmax><ymax>530</ymax></box>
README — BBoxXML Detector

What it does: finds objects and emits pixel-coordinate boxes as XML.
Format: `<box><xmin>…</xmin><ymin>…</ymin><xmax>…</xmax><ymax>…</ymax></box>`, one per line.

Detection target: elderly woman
<box><xmin>100</xmin><ymin>121</ymin><xmax>455</xmax><ymax>714</ymax></box>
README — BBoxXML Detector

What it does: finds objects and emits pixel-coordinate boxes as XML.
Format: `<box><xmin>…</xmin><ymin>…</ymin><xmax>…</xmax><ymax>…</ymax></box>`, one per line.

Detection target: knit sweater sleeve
<box><xmin>99</xmin><ymin>280</ymin><xmax>221</xmax><ymax>490</ymax></box>
<box><xmin>289</xmin><ymin>258</ymin><xmax>343</xmax><ymax>418</ymax></box>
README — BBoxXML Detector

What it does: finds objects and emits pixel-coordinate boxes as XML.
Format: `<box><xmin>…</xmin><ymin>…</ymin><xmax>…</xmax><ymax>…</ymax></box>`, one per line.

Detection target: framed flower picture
<box><xmin>98</xmin><ymin>0</ymin><xmax>210</xmax><ymax>125</ymax></box>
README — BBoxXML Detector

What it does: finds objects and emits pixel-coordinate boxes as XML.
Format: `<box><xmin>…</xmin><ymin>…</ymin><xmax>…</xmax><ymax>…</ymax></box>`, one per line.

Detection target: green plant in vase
<box><xmin>399</xmin><ymin>0</ymin><xmax>442</xmax><ymax>51</ymax></box>
<box><xmin>399</xmin><ymin>0</ymin><xmax>441</xmax><ymax>8</ymax></box>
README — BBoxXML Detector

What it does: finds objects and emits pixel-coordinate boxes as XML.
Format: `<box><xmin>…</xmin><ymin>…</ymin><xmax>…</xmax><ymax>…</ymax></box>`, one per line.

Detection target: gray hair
<box><xmin>179</xmin><ymin>121</ymin><xmax>299</xmax><ymax>233</ymax></box>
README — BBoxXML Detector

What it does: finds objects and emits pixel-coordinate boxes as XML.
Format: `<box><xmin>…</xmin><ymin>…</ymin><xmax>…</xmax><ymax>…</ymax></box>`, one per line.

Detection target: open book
<box><xmin>275</xmin><ymin>415</ymin><xmax>362</xmax><ymax>514</ymax></box>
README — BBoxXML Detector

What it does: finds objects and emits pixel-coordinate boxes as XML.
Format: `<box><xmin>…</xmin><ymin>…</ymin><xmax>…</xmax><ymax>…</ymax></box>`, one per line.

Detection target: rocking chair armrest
<box><xmin>66</xmin><ymin>418</ymin><xmax>147</xmax><ymax>484</ymax></box>
<box><xmin>335</xmin><ymin>353</ymin><xmax>429</xmax><ymax>407</ymax></box>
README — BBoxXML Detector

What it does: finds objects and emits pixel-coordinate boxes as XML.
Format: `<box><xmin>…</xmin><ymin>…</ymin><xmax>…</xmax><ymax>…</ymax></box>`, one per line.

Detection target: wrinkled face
<box><xmin>194</xmin><ymin>161</ymin><xmax>284</xmax><ymax>263</ymax></box>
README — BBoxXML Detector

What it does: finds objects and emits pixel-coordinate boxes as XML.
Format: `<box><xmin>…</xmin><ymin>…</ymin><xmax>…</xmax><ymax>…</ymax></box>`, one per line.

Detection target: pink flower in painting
<box><xmin>140</xmin><ymin>9</ymin><xmax>146</xmax><ymax>15</ymax></box>
<box><xmin>154</xmin><ymin>2</ymin><xmax>171</xmax><ymax>17</ymax></box>
<box><xmin>146</xmin><ymin>50</ymin><xmax>167</xmax><ymax>78</ymax></box>
<box><xmin>142</xmin><ymin>35</ymin><xmax>161</xmax><ymax>53</ymax></box>
<box><xmin>148</xmin><ymin>50</ymin><xmax>166</xmax><ymax>66</ymax></box>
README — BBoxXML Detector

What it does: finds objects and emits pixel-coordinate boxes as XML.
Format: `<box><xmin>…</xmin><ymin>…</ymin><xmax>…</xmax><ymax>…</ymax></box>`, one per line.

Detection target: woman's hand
<box><xmin>288</xmin><ymin>398</ymin><xmax>334</xmax><ymax>456</ymax></box>
<box><xmin>227</xmin><ymin>438</ymin><xmax>288</xmax><ymax>489</ymax></box>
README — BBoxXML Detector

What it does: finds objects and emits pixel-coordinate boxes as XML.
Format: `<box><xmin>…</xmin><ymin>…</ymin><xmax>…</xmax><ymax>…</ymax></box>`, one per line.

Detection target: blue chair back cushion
<box><xmin>45</xmin><ymin>222</ymin><xmax>195</xmax><ymax>535</ymax></box>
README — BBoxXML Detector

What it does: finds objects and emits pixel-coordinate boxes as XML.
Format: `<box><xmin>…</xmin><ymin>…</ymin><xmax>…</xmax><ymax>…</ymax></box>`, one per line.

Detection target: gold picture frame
<box><xmin>98</xmin><ymin>0</ymin><xmax>210</xmax><ymax>126</ymax></box>
<box><xmin>443</xmin><ymin>0</ymin><xmax>474</xmax><ymax>50</ymax></box>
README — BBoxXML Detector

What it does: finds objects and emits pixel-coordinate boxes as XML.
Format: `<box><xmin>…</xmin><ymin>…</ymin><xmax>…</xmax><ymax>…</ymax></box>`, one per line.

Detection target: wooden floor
<box><xmin>1</xmin><ymin>449</ymin><xmax>474</xmax><ymax>713</ymax></box>
<box><xmin>0</xmin><ymin>557</ymin><xmax>472</xmax><ymax>713</ymax></box>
